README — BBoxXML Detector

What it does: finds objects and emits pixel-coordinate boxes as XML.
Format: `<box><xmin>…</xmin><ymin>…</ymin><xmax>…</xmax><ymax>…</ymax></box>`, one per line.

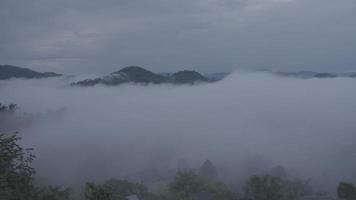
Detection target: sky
<box><xmin>0</xmin><ymin>0</ymin><xmax>356</xmax><ymax>74</ymax></box>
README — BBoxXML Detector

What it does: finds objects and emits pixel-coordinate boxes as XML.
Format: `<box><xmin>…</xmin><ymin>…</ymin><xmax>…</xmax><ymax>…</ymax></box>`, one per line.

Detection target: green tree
<box><xmin>243</xmin><ymin>175</ymin><xmax>285</xmax><ymax>200</ymax></box>
<box><xmin>35</xmin><ymin>185</ymin><xmax>72</xmax><ymax>200</ymax></box>
<box><xmin>0</xmin><ymin>132</ymin><xmax>35</xmax><ymax>200</ymax></box>
<box><xmin>103</xmin><ymin>179</ymin><xmax>148</xmax><ymax>199</ymax></box>
<box><xmin>84</xmin><ymin>182</ymin><xmax>111</xmax><ymax>200</ymax></box>
<box><xmin>169</xmin><ymin>170</ymin><xmax>205</xmax><ymax>198</ymax></box>
<box><xmin>84</xmin><ymin>179</ymin><xmax>150</xmax><ymax>200</ymax></box>
<box><xmin>199</xmin><ymin>160</ymin><xmax>218</xmax><ymax>181</ymax></box>
<box><xmin>206</xmin><ymin>181</ymin><xmax>239</xmax><ymax>200</ymax></box>
<box><xmin>282</xmin><ymin>178</ymin><xmax>313</xmax><ymax>199</ymax></box>
<box><xmin>337</xmin><ymin>182</ymin><xmax>356</xmax><ymax>200</ymax></box>
<box><xmin>169</xmin><ymin>170</ymin><xmax>238</xmax><ymax>200</ymax></box>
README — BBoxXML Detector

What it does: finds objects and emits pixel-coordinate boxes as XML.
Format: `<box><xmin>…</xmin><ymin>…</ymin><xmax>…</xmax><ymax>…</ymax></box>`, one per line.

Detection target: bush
<box><xmin>0</xmin><ymin>132</ymin><xmax>35</xmax><ymax>200</ymax></box>
<box><xmin>337</xmin><ymin>182</ymin><xmax>356</xmax><ymax>200</ymax></box>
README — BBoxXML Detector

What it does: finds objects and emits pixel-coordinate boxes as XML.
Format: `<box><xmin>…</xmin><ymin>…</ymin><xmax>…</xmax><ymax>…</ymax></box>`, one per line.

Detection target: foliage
<box><xmin>242</xmin><ymin>174</ymin><xmax>313</xmax><ymax>200</ymax></box>
<box><xmin>0</xmin><ymin>132</ymin><xmax>36</xmax><ymax>200</ymax></box>
<box><xmin>35</xmin><ymin>185</ymin><xmax>72</xmax><ymax>200</ymax></box>
<box><xmin>169</xmin><ymin>170</ymin><xmax>205</xmax><ymax>198</ymax></box>
<box><xmin>169</xmin><ymin>170</ymin><xmax>238</xmax><ymax>200</ymax></box>
<box><xmin>337</xmin><ymin>182</ymin><xmax>356</xmax><ymax>200</ymax></box>
<box><xmin>84</xmin><ymin>179</ymin><xmax>150</xmax><ymax>200</ymax></box>
<box><xmin>199</xmin><ymin>160</ymin><xmax>218</xmax><ymax>181</ymax></box>
<box><xmin>206</xmin><ymin>181</ymin><xmax>239</xmax><ymax>200</ymax></box>
<box><xmin>242</xmin><ymin>175</ymin><xmax>286</xmax><ymax>200</ymax></box>
<box><xmin>0</xmin><ymin>103</ymin><xmax>17</xmax><ymax>113</ymax></box>
<box><xmin>0</xmin><ymin>130</ymin><xmax>342</xmax><ymax>200</ymax></box>
<box><xmin>104</xmin><ymin>179</ymin><xmax>148</xmax><ymax>199</ymax></box>
<box><xmin>282</xmin><ymin>178</ymin><xmax>313</xmax><ymax>199</ymax></box>
<box><xmin>84</xmin><ymin>182</ymin><xmax>112</xmax><ymax>200</ymax></box>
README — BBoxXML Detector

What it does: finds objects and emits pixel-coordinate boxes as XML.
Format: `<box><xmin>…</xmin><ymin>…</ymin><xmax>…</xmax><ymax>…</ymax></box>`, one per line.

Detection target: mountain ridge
<box><xmin>0</xmin><ymin>65</ymin><xmax>62</xmax><ymax>80</ymax></box>
<box><xmin>72</xmin><ymin>66</ymin><xmax>211</xmax><ymax>86</ymax></box>
<box><xmin>1</xmin><ymin>64</ymin><xmax>356</xmax><ymax>83</ymax></box>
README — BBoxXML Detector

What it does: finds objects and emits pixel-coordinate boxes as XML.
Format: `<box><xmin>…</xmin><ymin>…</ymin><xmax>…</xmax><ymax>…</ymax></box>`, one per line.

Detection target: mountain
<box><xmin>170</xmin><ymin>70</ymin><xmax>208</xmax><ymax>84</ymax></box>
<box><xmin>72</xmin><ymin>66</ymin><xmax>210</xmax><ymax>86</ymax></box>
<box><xmin>204</xmin><ymin>70</ymin><xmax>356</xmax><ymax>80</ymax></box>
<box><xmin>339</xmin><ymin>72</ymin><xmax>356</xmax><ymax>78</ymax></box>
<box><xmin>0</xmin><ymin>65</ymin><xmax>61</xmax><ymax>80</ymax></box>
<box><xmin>205</xmin><ymin>72</ymin><xmax>230</xmax><ymax>81</ymax></box>
<box><xmin>275</xmin><ymin>71</ymin><xmax>318</xmax><ymax>79</ymax></box>
<box><xmin>114</xmin><ymin>66</ymin><xmax>167</xmax><ymax>83</ymax></box>
<box><xmin>261</xmin><ymin>70</ymin><xmax>356</xmax><ymax>79</ymax></box>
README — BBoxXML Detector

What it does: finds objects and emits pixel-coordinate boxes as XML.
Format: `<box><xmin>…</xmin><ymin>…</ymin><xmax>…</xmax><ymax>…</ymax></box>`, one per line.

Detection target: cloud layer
<box><xmin>1</xmin><ymin>73</ymin><xmax>356</xmax><ymax>193</ymax></box>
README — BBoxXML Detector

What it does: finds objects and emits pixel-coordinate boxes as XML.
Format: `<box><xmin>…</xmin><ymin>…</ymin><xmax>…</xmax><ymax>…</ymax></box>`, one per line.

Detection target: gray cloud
<box><xmin>0</xmin><ymin>0</ymin><xmax>355</xmax><ymax>74</ymax></box>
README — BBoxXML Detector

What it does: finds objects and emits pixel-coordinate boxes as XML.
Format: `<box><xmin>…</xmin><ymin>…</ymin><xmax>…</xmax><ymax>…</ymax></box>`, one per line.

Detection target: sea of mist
<box><xmin>1</xmin><ymin>72</ymin><xmax>356</xmax><ymax>193</ymax></box>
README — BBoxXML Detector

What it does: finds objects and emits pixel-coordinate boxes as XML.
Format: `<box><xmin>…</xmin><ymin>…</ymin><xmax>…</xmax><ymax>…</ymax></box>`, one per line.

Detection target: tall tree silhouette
<box><xmin>199</xmin><ymin>160</ymin><xmax>218</xmax><ymax>181</ymax></box>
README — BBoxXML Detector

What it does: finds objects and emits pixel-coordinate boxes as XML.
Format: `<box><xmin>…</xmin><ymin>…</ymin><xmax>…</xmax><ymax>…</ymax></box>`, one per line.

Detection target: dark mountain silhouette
<box><xmin>275</xmin><ymin>71</ymin><xmax>356</xmax><ymax>79</ymax></box>
<box><xmin>115</xmin><ymin>66</ymin><xmax>167</xmax><ymax>83</ymax></box>
<box><xmin>72</xmin><ymin>66</ymin><xmax>210</xmax><ymax>86</ymax></box>
<box><xmin>205</xmin><ymin>72</ymin><xmax>230</xmax><ymax>81</ymax></box>
<box><xmin>0</xmin><ymin>65</ymin><xmax>61</xmax><ymax>80</ymax></box>
<box><xmin>170</xmin><ymin>70</ymin><xmax>208</xmax><ymax>84</ymax></box>
<box><xmin>257</xmin><ymin>69</ymin><xmax>356</xmax><ymax>79</ymax></box>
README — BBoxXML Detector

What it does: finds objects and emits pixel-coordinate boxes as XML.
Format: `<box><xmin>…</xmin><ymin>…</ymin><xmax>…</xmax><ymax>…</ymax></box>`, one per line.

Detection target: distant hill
<box><xmin>0</xmin><ymin>65</ymin><xmax>61</xmax><ymax>80</ymax></box>
<box><xmin>170</xmin><ymin>70</ymin><xmax>208</xmax><ymax>84</ymax></box>
<box><xmin>258</xmin><ymin>70</ymin><xmax>356</xmax><ymax>79</ymax></box>
<box><xmin>208</xmin><ymin>70</ymin><xmax>356</xmax><ymax>80</ymax></box>
<box><xmin>72</xmin><ymin>66</ymin><xmax>211</xmax><ymax>86</ymax></box>
<box><xmin>205</xmin><ymin>72</ymin><xmax>230</xmax><ymax>81</ymax></box>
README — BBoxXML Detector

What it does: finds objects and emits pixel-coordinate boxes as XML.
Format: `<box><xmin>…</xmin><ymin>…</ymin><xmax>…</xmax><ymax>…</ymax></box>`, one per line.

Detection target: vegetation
<box><xmin>0</xmin><ymin>103</ymin><xmax>17</xmax><ymax>113</ymax></box>
<box><xmin>337</xmin><ymin>182</ymin><xmax>356</xmax><ymax>200</ymax></box>
<box><xmin>169</xmin><ymin>170</ymin><xmax>238</xmax><ymax>200</ymax></box>
<box><xmin>84</xmin><ymin>179</ymin><xmax>150</xmax><ymax>200</ymax></box>
<box><xmin>169</xmin><ymin>170</ymin><xmax>205</xmax><ymax>198</ymax></box>
<box><xmin>35</xmin><ymin>186</ymin><xmax>72</xmax><ymax>200</ymax></box>
<box><xmin>0</xmin><ymin>133</ymin><xmax>35</xmax><ymax>200</ymax></box>
<box><xmin>198</xmin><ymin>160</ymin><xmax>218</xmax><ymax>181</ymax></box>
<box><xmin>0</xmin><ymin>131</ymin><xmax>349</xmax><ymax>200</ymax></box>
<box><xmin>242</xmin><ymin>175</ymin><xmax>285</xmax><ymax>200</ymax></box>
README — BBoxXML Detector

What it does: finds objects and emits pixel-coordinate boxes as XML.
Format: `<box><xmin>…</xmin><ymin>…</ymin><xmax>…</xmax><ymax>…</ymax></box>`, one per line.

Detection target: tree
<box><xmin>103</xmin><ymin>179</ymin><xmax>148</xmax><ymax>199</ymax></box>
<box><xmin>36</xmin><ymin>185</ymin><xmax>72</xmax><ymax>200</ymax></box>
<box><xmin>84</xmin><ymin>179</ymin><xmax>150</xmax><ymax>200</ymax></box>
<box><xmin>169</xmin><ymin>170</ymin><xmax>205</xmax><ymax>198</ymax></box>
<box><xmin>84</xmin><ymin>182</ymin><xmax>112</xmax><ymax>200</ymax></box>
<box><xmin>243</xmin><ymin>175</ymin><xmax>285</xmax><ymax>200</ymax></box>
<box><xmin>0</xmin><ymin>132</ymin><xmax>35</xmax><ymax>200</ymax></box>
<box><xmin>169</xmin><ymin>170</ymin><xmax>238</xmax><ymax>200</ymax></box>
<box><xmin>199</xmin><ymin>160</ymin><xmax>218</xmax><ymax>181</ymax></box>
<box><xmin>0</xmin><ymin>103</ymin><xmax>17</xmax><ymax>113</ymax></box>
<box><xmin>206</xmin><ymin>181</ymin><xmax>239</xmax><ymax>200</ymax></box>
<box><xmin>282</xmin><ymin>178</ymin><xmax>313</xmax><ymax>199</ymax></box>
<box><xmin>337</xmin><ymin>182</ymin><xmax>356</xmax><ymax>200</ymax></box>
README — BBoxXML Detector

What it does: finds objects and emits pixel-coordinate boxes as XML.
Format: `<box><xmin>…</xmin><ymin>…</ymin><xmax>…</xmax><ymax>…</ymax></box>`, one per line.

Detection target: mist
<box><xmin>1</xmin><ymin>73</ymin><xmax>356</xmax><ymax>193</ymax></box>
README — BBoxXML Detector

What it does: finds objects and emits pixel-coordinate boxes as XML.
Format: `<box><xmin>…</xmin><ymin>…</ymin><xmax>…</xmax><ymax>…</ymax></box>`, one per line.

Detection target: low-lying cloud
<box><xmin>1</xmin><ymin>73</ymin><xmax>356</xmax><ymax>192</ymax></box>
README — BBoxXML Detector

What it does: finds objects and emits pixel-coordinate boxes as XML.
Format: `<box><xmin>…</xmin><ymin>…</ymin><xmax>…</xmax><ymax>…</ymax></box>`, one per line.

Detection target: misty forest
<box><xmin>1</xmin><ymin>0</ymin><xmax>356</xmax><ymax>200</ymax></box>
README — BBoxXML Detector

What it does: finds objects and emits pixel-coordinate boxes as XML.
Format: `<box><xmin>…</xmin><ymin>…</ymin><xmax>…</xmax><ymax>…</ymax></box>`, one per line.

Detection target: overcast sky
<box><xmin>0</xmin><ymin>0</ymin><xmax>355</xmax><ymax>74</ymax></box>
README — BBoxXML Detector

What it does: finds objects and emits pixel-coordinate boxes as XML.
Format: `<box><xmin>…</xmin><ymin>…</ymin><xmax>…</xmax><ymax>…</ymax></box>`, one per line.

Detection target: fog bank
<box><xmin>1</xmin><ymin>73</ymin><xmax>356</xmax><ymax>191</ymax></box>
